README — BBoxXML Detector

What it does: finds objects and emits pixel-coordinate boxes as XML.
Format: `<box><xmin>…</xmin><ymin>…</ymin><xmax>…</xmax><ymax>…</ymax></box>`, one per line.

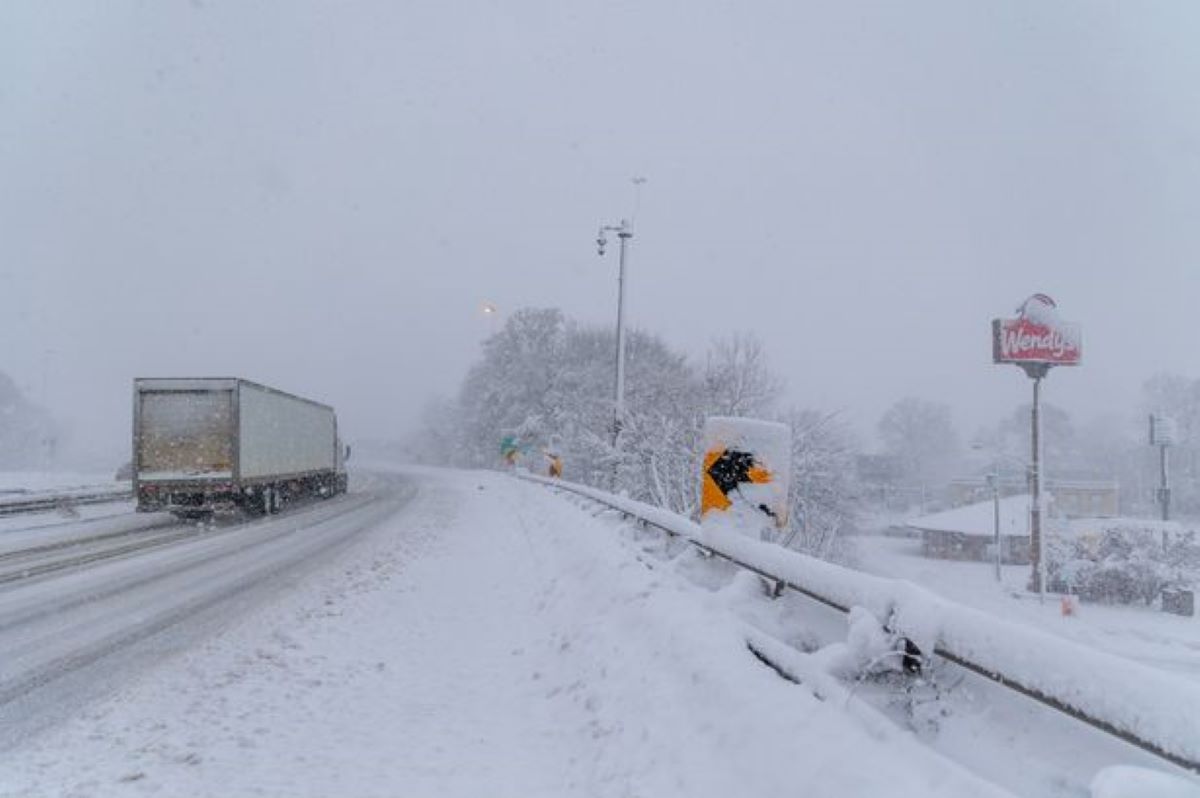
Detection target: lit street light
<box><xmin>480</xmin><ymin>302</ymin><xmax>498</xmax><ymax>336</ymax></box>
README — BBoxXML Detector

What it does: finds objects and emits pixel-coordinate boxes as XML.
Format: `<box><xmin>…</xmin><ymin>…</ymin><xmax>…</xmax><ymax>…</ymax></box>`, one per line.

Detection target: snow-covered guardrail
<box><xmin>0</xmin><ymin>485</ymin><xmax>132</xmax><ymax>518</ymax></box>
<box><xmin>519</xmin><ymin>472</ymin><xmax>1200</xmax><ymax>774</ymax></box>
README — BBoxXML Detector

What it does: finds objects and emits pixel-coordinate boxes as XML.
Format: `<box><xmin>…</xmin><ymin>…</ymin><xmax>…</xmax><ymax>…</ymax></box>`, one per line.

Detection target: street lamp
<box><xmin>480</xmin><ymin>302</ymin><xmax>498</xmax><ymax>336</ymax></box>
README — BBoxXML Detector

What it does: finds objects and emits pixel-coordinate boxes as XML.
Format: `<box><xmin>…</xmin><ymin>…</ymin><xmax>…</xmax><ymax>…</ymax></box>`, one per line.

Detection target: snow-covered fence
<box><xmin>519</xmin><ymin>472</ymin><xmax>1200</xmax><ymax>774</ymax></box>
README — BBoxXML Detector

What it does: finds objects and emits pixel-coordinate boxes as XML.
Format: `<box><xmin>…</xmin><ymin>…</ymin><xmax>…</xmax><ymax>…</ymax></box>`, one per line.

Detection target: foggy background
<box><xmin>2</xmin><ymin>1</ymin><xmax>1198</xmax><ymax>469</ymax></box>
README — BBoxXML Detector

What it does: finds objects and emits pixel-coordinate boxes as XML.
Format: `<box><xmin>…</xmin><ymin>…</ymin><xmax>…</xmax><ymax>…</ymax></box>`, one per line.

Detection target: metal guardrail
<box><xmin>0</xmin><ymin>488</ymin><xmax>133</xmax><ymax>518</ymax></box>
<box><xmin>520</xmin><ymin>473</ymin><xmax>1200</xmax><ymax>776</ymax></box>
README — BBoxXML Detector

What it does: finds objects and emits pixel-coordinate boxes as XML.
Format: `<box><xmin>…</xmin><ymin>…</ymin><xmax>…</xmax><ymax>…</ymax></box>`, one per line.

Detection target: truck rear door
<box><xmin>137</xmin><ymin>389</ymin><xmax>235</xmax><ymax>481</ymax></box>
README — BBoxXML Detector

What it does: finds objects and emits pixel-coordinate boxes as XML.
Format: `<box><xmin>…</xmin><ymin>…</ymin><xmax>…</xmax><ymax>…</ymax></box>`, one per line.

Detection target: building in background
<box><xmin>908</xmin><ymin>495</ymin><xmax>1032</xmax><ymax>563</ymax></box>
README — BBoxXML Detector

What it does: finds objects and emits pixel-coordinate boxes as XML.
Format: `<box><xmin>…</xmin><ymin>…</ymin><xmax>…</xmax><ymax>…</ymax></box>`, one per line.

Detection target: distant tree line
<box><xmin>870</xmin><ymin>377</ymin><xmax>1200</xmax><ymax>519</ymax></box>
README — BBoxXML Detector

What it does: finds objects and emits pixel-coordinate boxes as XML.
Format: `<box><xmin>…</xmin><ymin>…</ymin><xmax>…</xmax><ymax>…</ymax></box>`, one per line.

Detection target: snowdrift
<box><xmin>521</xmin><ymin>473</ymin><xmax>1200</xmax><ymax>771</ymax></box>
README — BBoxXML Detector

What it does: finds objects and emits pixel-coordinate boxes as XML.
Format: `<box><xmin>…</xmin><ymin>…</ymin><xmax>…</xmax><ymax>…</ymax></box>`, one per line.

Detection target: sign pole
<box><xmin>992</xmin><ymin>294</ymin><xmax>1080</xmax><ymax>599</ymax></box>
<box><xmin>1028</xmin><ymin>370</ymin><xmax>1046</xmax><ymax>597</ymax></box>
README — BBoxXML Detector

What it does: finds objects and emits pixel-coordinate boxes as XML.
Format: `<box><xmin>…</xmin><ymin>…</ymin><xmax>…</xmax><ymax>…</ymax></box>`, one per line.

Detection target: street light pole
<box><xmin>597</xmin><ymin>219</ymin><xmax>633</xmax><ymax>450</ymax></box>
<box><xmin>988</xmin><ymin>470</ymin><xmax>1001</xmax><ymax>582</ymax></box>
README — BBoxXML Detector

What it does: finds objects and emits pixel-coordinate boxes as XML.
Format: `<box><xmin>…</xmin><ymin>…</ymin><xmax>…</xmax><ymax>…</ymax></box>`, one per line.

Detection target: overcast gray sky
<box><xmin>3</xmin><ymin>1</ymin><xmax>1199</xmax><ymax>466</ymax></box>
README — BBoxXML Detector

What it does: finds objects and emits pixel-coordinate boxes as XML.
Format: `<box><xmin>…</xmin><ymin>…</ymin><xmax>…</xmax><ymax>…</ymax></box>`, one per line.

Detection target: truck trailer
<box><xmin>133</xmin><ymin>378</ymin><xmax>349</xmax><ymax>517</ymax></box>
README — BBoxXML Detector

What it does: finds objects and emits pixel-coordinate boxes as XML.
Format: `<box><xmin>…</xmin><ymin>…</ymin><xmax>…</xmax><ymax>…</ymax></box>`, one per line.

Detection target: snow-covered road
<box><xmin>0</xmin><ymin>472</ymin><xmax>414</xmax><ymax>754</ymax></box>
<box><xmin>0</xmin><ymin>466</ymin><xmax>1014</xmax><ymax>797</ymax></box>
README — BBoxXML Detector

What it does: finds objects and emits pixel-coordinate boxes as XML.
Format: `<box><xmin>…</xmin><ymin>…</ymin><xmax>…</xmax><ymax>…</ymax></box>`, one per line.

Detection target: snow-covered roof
<box><xmin>907</xmin><ymin>495</ymin><xmax>1029</xmax><ymax>538</ymax></box>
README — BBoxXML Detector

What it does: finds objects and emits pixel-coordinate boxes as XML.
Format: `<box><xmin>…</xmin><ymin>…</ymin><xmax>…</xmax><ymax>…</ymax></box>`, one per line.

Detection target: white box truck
<box><xmin>133</xmin><ymin>378</ymin><xmax>349</xmax><ymax>516</ymax></box>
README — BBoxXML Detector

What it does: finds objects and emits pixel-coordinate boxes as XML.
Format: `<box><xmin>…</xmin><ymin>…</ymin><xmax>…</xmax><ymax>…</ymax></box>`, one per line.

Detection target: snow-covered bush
<box><xmin>1048</xmin><ymin>521</ymin><xmax>1198</xmax><ymax>605</ymax></box>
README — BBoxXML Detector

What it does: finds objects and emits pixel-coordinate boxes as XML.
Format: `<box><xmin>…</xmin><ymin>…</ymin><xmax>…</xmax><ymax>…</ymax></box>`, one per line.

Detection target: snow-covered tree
<box><xmin>450</xmin><ymin>308</ymin><xmax>706</xmax><ymax>513</ymax></box>
<box><xmin>0</xmin><ymin>371</ymin><xmax>55</xmax><ymax>469</ymax></box>
<box><xmin>703</xmin><ymin>332</ymin><xmax>783</xmax><ymax>417</ymax></box>
<box><xmin>456</xmin><ymin>308</ymin><xmax>568</xmax><ymax>467</ymax></box>
<box><xmin>1143</xmin><ymin>373</ymin><xmax>1200</xmax><ymax>447</ymax></box>
<box><xmin>779</xmin><ymin>408</ymin><xmax>860</xmax><ymax>561</ymax></box>
<box><xmin>405</xmin><ymin>395</ymin><xmax>463</xmax><ymax>466</ymax></box>
<box><xmin>991</xmin><ymin>401</ymin><xmax>1081</xmax><ymax>476</ymax></box>
<box><xmin>614</xmin><ymin>331</ymin><xmax>705</xmax><ymax>514</ymax></box>
<box><xmin>877</xmin><ymin>397</ymin><xmax>961</xmax><ymax>491</ymax></box>
<box><xmin>432</xmin><ymin>306</ymin><xmax>863</xmax><ymax>560</ymax></box>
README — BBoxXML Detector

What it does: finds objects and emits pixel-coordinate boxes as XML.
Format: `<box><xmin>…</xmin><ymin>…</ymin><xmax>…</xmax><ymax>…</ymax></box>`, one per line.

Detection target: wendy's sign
<box><xmin>992</xmin><ymin>294</ymin><xmax>1081</xmax><ymax>368</ymax></box>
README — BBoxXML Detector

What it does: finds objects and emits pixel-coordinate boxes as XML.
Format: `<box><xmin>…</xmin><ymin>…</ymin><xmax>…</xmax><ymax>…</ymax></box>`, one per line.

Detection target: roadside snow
<box><xmin>519</xmin><ymin>474</ymin><xmax>1200</xmax><ymax>775</ymax></box>
<box><xmin>1091</xmin><ymin>765</ymin><xmax>1200</xmax><ymax>798</ymax></box>
<box><xmin>856</xmin><ymin>534</ymin><xmax>1200</xmax><ymax>683</ymax></box>
<box><xmin>0</xmin><ymin>467</ymin><xmax>1013</xmax><ymax>797</ymax></box>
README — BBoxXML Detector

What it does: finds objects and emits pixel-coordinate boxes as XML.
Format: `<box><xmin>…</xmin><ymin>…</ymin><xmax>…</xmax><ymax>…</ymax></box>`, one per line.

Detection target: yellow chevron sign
<box><xmin>701</xmin><ymin>447</ymin><xmax>773</xmax><ymax>518</ymax></box>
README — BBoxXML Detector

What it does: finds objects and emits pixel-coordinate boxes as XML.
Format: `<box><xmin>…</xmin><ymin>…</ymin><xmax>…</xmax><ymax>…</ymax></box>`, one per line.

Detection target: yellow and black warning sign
<box><xmin>700</xmin><ymin>417</ymin><xmax>791</xmax><ymax>532</ymax></box>
<box><xmin>702</xmin><ymin>448</ymin><xmax>772</xmax><ymax>516</ymax></box>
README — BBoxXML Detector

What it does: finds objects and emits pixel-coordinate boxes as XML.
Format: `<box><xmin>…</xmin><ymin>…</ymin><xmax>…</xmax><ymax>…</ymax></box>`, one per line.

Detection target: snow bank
<box><xmin>1091</xmin><ymin>765</ymin><xmax>1200</xmax><ymax>798</ymax></box>
<box><xmin>510</xmin><ymin>472</ymin><xmax>1012</xmax><ymax>797</ymax></box>
<box><xmin>522</xmin><ymin>473</ymin><xmax>1200</xmax><ymax>769</ymax></box>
